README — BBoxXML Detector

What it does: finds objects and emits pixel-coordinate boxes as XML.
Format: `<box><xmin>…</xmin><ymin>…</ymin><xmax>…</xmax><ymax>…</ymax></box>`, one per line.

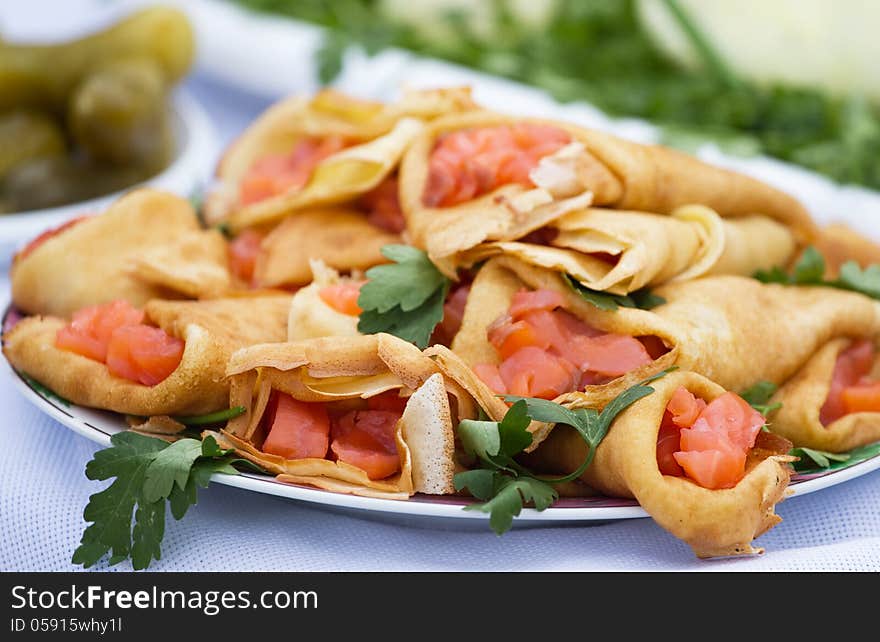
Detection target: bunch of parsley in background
<box><xmin>231</xmin><ymin>0</ymin><xmax>880</xmax><ymax>190</ymax></box>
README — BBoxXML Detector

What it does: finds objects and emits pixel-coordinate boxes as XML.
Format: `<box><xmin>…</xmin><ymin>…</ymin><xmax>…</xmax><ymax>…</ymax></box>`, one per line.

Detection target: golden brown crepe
<box><xmin>442</xmin><ymin>205</ymin><xmax>796</xmax><ymax>293</ymax></box>
<box><xmin>524</xmin><ymin>370</ymin><xmax>794</xmax><ymax>558</ymax></box>
<box><xmin>252</xmin><ymin>207</ymin><xmax>397</xmax><ymax>288</ymax></box>
<box><xmin>453</xmin><ymin>256</ymin><xmax>880</xmax><ymax>404</ymax></box>
<box><xmin>207</xmin><ymin>87</ymin><xmax>476</xmax><ymax>231</ymax></box>
<box><xmin>400</xmin><ymin>111</ymin><xmax>817</xmax><ymax>262</ymax></box>
<box><xmin>2</xmin><ymin>295</ymin><xmax>291</xmax><ymax>416</ymax></box>
<box><xmin>765</xmin><ymin>338</ymin><xmax>880</xmax><ymax>452</ymax></box>
<box><xmin>127</xmin><ymin>229</ymin><xmax>231</xmax><ymax>299</ymax></box>
<box><xmin>10</xmin><ymin>189</ymin><xmax>227</xmax><ymax>317</ymax></box>
<box><xmin>208</xmin><ymin>333</ymin><xmax>485</xmax><ymax>498</ymax></box>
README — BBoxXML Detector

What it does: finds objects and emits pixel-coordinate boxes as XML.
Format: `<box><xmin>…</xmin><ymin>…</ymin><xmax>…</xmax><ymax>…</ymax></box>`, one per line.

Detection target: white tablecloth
<box><xmin>1</xmin><ymin>73</ymin><xmax>879</xmax><ymax>572</ymax></box>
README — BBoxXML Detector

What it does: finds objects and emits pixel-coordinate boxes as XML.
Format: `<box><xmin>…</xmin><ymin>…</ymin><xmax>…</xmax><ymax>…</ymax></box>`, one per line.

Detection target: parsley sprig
<box><xmin>357</xmin><ymin>245</ymin><xmax>452</xmax><ymax>348</ymax></box>
<box><xmin>72</xmin><ymin>432</ymin><xmax>258</xmax><ymax>570</ymax></box>
<box><xmin>454</xmin><ymin>369</ymin><xmax>674</xmax><ymax>534</ymax></box>
<box><xmin>755</xmin><ymin>246</ymin><xmax>880</xmax><ymax>301</ymax></box>
<box><xmin>790</xmin><ymin>442</ymin><xmax>880</xmax><ymax>473</ymax></box>
<box><xmin>739</xmin><ymin>380</ymin><xmax>782</xmax><ymax>417</ymax></box>
<box><xmin>564</xmin><ymin>274</ymin><xmax>665</xmax><ymax>311</ymax></box>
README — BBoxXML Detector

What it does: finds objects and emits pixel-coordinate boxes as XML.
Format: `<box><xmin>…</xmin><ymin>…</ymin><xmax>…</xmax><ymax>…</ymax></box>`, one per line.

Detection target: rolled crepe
<box><xmin>453</xmin><ymin>256</ymin><xmax>880</xmax><ymax>403</ymax></box>
<box><xmin>207</xmin><ymin>87</ymin><xmax>476</xmax><ymax>231</ymax></box>
<box><xmin>208</xmin><ymin>333</ymin><xmax>485</xmax><ymax>499</ymax></box>
<box><xmin>765</xmin><ymin>338</ymin><xmax>880</xmax><ymax>452</ymax></box>
<box><xmin>446</xmin><ymin>205</ymin><xmax>796</xmax><ymax>294</ymax></box>
<box><xmin>2</xmin><ymin>295</ymin><xmax>292</xmax><ymax>416</ymax></box>
<box><xmin>287</xmin><ymin>260</ymin><xmax>361</xmax><ymax>341</ymax></box>
<box><xmin>524</xmin><ymin>370</ymin><xmax>794</xmax><ymax>558</ymax></box>
<box><xmin>252</xmin><ymin>207</ymin><xmax>397</xmax><ymax>288</ymax></box>
<box><xmin>10</xmin><ymin>189</ymin><xmax>227</xmax><ymax>317</ymax></box>
<box><xmin>400</xmin><ymin>110</ymin><xmax>816</xmax><ymax>273</ymax></box>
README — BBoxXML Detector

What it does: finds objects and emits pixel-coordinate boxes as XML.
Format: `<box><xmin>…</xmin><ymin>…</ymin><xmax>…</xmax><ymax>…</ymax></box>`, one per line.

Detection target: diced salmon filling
<box><xmin>656</xmin><ymin>387</ymin><xmax>765</xmax><ymax>490</ymax></box>
<box><xmin>261</xmin><ymin>390</ymin><xmax>405</xmax><ymax>480</ymax></box>
<box><xmin>318</xmin><ymin>281</ymin><xmax>366</xmax><ymax>316</ymax></box>
<box><xmin>228</xmin><ymin>229</ymin><xmax>264</xmax><ymax>285</ymax></box>
<box><xmin>422</xmin><ymin>124</ymin><xmax>572</xmax><ymax>207</ymax></box>
<box><xmin>820</xmin><ymin>339</ymin><xmax>880</xmax><ymax>425</ymax></box>
<box><xmin>55</xmin><ymin>300</ymin><xmax>183</xmax><ymax>386</ymax></box>
<box><xmin>105</xmin><ymin>325</ymin><xmax>185</xmax><ymax>386</ymax></box>
<box><xmin>473</xmin><ymin>289</ymin><xmax>660</xmax><ymax>400</ymax></box>
<box><xmin>15</xmin><ymin>215</ymin><xmax>91</xmax><ymax>263</ymax></box>
<box><xmin>361</xmin><ymin>176</ymin><xmax>406</xmax><ymax>234</ymax></box>
<box><xmin>238</xmin><ymin>135</ymin><xmax>351</xmax><ymax>206</ymax></box>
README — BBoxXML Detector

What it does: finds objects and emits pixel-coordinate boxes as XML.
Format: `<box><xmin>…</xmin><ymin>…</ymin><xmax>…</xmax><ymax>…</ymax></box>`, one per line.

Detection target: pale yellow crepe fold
<box><xmin>447</xmin><ymin>205</ymin><xmax>795</xmax><ymax>294</ymax></box>
<box><xmin>2</xmin><ymin>295</ymin><xmax>291</xmax><ymax>416</ymax></box>
<box><xmin>206</xmin><ymin>87</ymin><xmax>476</xmax><ymax>231</ymax></box>
<box><xmin>525</xmin><ymin>370</ymin><xmax>794</xmax><ymax>558</ymax></box>
<box><xmin>252</xmin><ymin>207</ymin><xmax>398</xmax><ymax>288</ymax></box>
<box><xmin>215</xmin><ymin>334</ymin><xmax>484</xmax><ymax>498</ymax></box>
<box><xmin>286</xmin><ymin>260</ymin><xmax>361</xmax><ymax>342</ymax></box>
<box><xmin>127</xmin><ymin>229</ymin><xmax>232</xmax><ymax>299</ymax></box>
<box><xmin>11</xmin><ymin>189</ymin><xmax>204</xmax><ymax>317</ymax></box>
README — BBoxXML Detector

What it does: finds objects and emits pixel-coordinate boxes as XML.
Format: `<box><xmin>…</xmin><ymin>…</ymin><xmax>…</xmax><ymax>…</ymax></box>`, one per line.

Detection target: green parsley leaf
<box><xmin>752</xmin><ymin>265</ymin><xmax>789</xmax><ymax>284</ymax></box>
<box><xmin>790</xmin><ymin>441</ymin><xmax>880</xmax><ymax>473</ymax></box>
<box><xmin>357</xmin><ymin>245</ymin><xmax>452</xmax><ymax>348</ymax></box>
<box><xmin>172</xmin><ymin>406</ymin><xmax>247</xmax><ymax>426</ymax></box>
<box><xmin>791</xmin><ymin>247</ymin><xmax>826</xmax><ymax>284</ymax></box>
<box><xmin>458</xmin><ymin>368</ymin><xmax>674</xmax><ymax>533</ymax></box>
<box><xmin>755</xmin><ymin>246</ymin><xmax>880</xmax><ymax>302</ymax></box>
<box><xmin>142</xmin><ymin>439</ymin><xmax>205</xmax><ymax>503</ymax></box>
<box><xmin>837</xmin><ymin>262</ymin><xmax>880</xmax><ymax>299</ymax></box>
<box><xmin>564</xmin><ymin>274</ymin><xmax>665</xmax><ymax>311</ymax></box>
<box><xmin>453</xmin><ymin>468</ymin><xmax>496</xmax><ymax>501</ymax></box>
<box><xmin>739</xmin><ymin>380</ymin><xmax>782</xmax><ymax>417</ymax></box>
<box><xmin>357</xmin><ymin>286</ymin><xmax>448</xmax><ymax>349</ymax></box>
<box><xmin>73</xmin><ymin>432</ymin><xmax>249</xmax><ymax>570</ymax></box>
<box><xmin>790</xmin><ymin>447</ymin><xmax>850</xmax><ymax>471</ymax></box>
<box><xmin>629</xmin><ymin>288</ymin><xmax>667</xmax><ymax>310</ymax></box>
<box><xmin>464</xmin><ymin>476</ymin><xmax>558</xmax><ymax>535</ymax></box>
<box><xmin>21</xmin><ymin>373</ymin><xmax>70</xmax><ymax>407</ymax></box>
<box><xmin>358</xmin><ymin>245</ymin><xmax>448</xmax><ymax>312</ymax></box>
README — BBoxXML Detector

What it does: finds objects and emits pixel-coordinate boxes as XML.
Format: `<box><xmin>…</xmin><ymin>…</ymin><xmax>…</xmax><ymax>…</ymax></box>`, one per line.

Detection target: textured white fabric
<box><xmin>2</xmin><ymin>12</ymin><xmax>880</xmax><ymax>570</ymax></box>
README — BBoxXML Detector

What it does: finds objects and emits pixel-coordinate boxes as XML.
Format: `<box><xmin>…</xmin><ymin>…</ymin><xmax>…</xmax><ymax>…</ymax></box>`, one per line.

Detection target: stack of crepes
<box><xmin>5</xmin><ymin>86</ymin><xmax>880</xmax><ymax>560</ymax></box>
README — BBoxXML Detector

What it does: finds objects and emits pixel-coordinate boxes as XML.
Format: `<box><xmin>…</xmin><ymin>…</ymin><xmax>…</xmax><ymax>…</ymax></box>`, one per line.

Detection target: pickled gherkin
<box><xmin>0</xmin><ymin>157</ymin><xmax>155</xmax><ymax>214</ymax></box>
<box><xmin>0</xmin><ymin>6</ymin><xmax>194</xmax><ymax>112</ymax></box>
<box><xmin>0</xmin><ymin>5</ymin><xmax>195</xmax><ymax>213</ymax></box>
<box><xmin>0</xmin><ymin>111</ymin><xmax>66</xmax><ymax>180</ymax></box>
<box><xmin>69</xmin><ymin>57</ymin><xmax>174</xmax><ymax>167</ymax></box>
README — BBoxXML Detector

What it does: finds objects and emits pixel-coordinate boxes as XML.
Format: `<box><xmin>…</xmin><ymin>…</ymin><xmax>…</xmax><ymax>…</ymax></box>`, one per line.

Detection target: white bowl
<box><xmin>0</xmin><ymin>89</ymin><xmax>217</xmax><ymax>261</ymax></box>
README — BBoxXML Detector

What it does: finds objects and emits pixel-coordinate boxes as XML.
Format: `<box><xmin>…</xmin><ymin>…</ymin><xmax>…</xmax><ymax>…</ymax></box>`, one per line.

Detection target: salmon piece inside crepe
<box><xmin>472</xmin><ymin>288</ymin><xmax>665</xmax><ymax>399</ymax></box>
<box><xmin>422</xmin><ymin>123</ymin><xmax>572</xmax><ymax>207</ymax></box>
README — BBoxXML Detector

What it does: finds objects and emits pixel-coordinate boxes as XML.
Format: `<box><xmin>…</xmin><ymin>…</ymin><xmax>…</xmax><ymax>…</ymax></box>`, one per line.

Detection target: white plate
<box><xmin>0</xmin><ymin>89</ymin><xmax>217</xmax><ymax>260</ymax></box>
<box><xmin>5</xmin><ymin>305</ymin><xmax>880</xmax><ymax>529</ymax></box>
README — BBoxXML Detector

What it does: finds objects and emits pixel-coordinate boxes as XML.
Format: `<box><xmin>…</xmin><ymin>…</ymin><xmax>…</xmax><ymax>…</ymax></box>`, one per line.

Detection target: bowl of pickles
<box><xmin>0</xmin><ymin>5</ymin><xmax>216</xmax><ymax>254</ymax></box>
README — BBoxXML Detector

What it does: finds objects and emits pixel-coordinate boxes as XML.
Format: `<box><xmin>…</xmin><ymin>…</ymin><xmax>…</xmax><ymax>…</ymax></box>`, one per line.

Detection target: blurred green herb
<box><xmin>739</xmin><ymin>380</ymin><xmax>782</xmax><ymax>417</ymax></box>
<box><xmin>755</xmin><ymin>246</ymin><xmax>880</xmax><ymax>301</ymax></box>
<box><xmin>790</xmin><ymin>442</ymin><xmax>880</xmax><ymax>473</ymax></box>
<box><xmin>230</xmin><ymin>0</ymin><xmax>880</xmax><ymax>191</ymax></box>
<box><xmin>564</xmin><ymin>274</ymin><xmax>665</xmax><ymax>311</ymax></box>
